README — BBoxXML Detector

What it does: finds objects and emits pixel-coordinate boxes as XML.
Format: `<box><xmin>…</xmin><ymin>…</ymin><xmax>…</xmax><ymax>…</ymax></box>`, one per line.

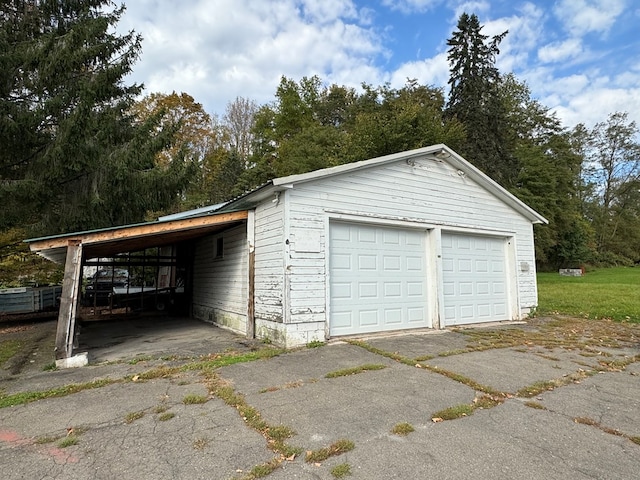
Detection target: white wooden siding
<box><xmin>253</xmin><ymin>199</ymin><xmax>285</xmax><ymax>324</ymax></box>
<box><xmin>284</xmin><ymin>156</ymin><xmax>538</xmax><ymax>327</ymax></box>
<box><xmin>192</xmin><ymin>224</ymin><xmax>248</xmax><ymax>332</ymax></box>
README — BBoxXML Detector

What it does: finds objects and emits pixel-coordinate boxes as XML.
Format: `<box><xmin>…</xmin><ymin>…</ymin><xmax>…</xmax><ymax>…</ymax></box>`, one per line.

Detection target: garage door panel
<box><xmin>407</xmin><ymin>307</ymin><xmax>426</xmax><ymax>323</ymax></box>
<box><xmin>332</xmin><ymin>254</ymin><xmax>351</xmax><ymax>270</ymax></box>
<box><xmin>383</xmin><ymin>255</ymin><xmax>401</xmax><ymax>270</ymax></box>
<box><xmin>384</xmin><ymin>309</ymin><xmax>402</xmax><ymax>324</ymax></box>
<box><xmin>330</xmin><ymin>222</ymin><xmax>429</xmax><ymax>336</ymax></box>
<box><xmin>332</xmin><ymin>283</ymin><xmax>352</xmax><ymax>299</ymax></box>
<box><xmin>358</xmin><ymin>254</ymin><xmax>377</xmax><ymax>270</ymax></box>
<box><xmin>442</xmin><ymin>232</ymin><xmax>510</xmax><ymax>326</ymax></box>
<box><xmin>359</xmin><ymin>310</ymin><xmax>379</xmax><ymax>326</ymax></box>
<box><xmin>359</xmin><ymin>283</ymin><xmax>378</xmax><ymax>297</ymax></box>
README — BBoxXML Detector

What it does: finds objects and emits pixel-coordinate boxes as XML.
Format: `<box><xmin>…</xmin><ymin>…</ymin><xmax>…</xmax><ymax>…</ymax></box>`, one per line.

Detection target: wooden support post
<box><xmin>55</xmin><ymin>240</ymin><xmax>83</xmax><ymax>360</ymax></box>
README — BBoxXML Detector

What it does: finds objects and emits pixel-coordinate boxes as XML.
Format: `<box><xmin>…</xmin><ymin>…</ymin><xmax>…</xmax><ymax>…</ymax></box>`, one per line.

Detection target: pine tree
<box><xmin>0</xmin><ymin>0</ymin><xmax>192</xmax><ymax>235</ymax></box>
<box><xmin>445</xmin><ymin>13</ymin><xmax>516</xmax><ymax>186</ymax></box>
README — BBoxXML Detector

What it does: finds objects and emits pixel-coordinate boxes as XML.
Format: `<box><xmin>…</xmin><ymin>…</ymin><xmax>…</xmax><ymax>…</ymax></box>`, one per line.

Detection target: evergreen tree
<box><xmin>0</xmin><ymin>0</ymin><xmax>192</xmax><ymax>235</ymax></box>
<box><xmin>446</xmin><ymin>12</ymin><xmax>516</xmax><ymax>186</ymax></box>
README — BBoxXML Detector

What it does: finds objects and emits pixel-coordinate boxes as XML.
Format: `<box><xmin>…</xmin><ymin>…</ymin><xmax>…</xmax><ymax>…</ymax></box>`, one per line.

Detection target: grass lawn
<box><xmin>537</xmin><ymin>266</ymin><xmax>640</xmax><ymax>323</ymax></box>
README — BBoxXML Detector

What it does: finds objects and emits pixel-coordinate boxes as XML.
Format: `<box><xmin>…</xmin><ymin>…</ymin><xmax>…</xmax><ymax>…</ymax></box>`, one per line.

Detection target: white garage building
<box><xmin>29</xmin><ymin>144</ymin><xmax>547</xmax><ymax>359</ymax></box>
<box><xmin>201</xmin><ymin>144</ymin><xmax>547</xmax><ymax>345</ymax></box>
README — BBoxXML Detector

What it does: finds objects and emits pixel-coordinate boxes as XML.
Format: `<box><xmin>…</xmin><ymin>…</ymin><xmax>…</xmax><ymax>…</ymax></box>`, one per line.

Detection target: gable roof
<box><xmin>218</xmin><ymin>144</ymin><xmax>548</xmax><ymax>225</ymax></box>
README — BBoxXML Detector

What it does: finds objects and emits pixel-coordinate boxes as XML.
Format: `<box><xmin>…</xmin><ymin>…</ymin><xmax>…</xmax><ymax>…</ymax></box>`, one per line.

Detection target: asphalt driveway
<box><xmin>0</xmin><ymin>316</ymin><xmax>638</xmax><ymax>479</ymax></box>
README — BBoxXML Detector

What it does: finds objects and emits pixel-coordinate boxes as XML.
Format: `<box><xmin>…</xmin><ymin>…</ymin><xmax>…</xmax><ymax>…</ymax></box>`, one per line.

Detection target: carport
<box><xmin>26</xmin><ymin>210</ymin><xmax>250</xmax><ymax>367</ymax></box>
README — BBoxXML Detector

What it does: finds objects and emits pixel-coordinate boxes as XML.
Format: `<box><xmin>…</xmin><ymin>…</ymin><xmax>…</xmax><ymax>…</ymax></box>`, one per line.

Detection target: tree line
<box><xmin>1</xmin><ymin>3</ymin><xmax>638</xmax><ymax>285</ymax></box>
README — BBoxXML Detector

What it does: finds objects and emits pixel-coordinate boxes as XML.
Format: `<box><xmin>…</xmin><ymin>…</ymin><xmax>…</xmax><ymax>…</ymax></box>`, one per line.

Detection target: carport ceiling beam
<box><xmin>29</xmin><ymin>211</ymin><xmax>249</xmax><ymax>253</ymax></box>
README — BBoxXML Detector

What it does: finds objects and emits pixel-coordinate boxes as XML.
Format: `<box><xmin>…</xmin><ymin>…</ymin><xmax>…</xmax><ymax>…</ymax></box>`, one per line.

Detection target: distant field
<box><xmin>537</xmin><ymin>266</ymin><xmax>640</xmax><ymax>323</ymax></box>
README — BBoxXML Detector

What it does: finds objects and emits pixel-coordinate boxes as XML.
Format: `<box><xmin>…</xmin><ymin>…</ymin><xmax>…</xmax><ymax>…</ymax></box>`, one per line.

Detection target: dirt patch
<box><xmin>0</xmin><ymin>318</ymin><xmax>57</xmax><ymax>378</ymax></box>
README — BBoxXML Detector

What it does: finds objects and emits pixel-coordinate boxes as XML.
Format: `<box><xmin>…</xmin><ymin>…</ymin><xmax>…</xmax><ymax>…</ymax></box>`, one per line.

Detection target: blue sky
<box><xmin>118</xmin><ymin>0</ymin><xmax>640</xmax><ymax>130</ymax></box>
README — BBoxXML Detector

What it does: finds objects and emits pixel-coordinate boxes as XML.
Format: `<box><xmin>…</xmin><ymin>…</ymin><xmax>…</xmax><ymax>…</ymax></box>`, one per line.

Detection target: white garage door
<box><xmin>329</xmin><ymin>222</ymin><xmax>429</xmax><ymax>336</ymax></box>
<box><xmin>441</xmin><ymin>232</ymin><xmax>509</xmax><ymax>326</ymax></box>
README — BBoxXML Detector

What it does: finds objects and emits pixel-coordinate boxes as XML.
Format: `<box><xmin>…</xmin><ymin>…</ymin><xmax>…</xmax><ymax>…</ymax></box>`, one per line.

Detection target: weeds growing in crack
<box><xmin>204</xmin><ymin>371</ymin><xmax>301</xmax><ymax>462</ymax></box>
<box><xmin>0</xmin><ymin>378</ymin><xmax>119</xmax><ymax>408</ymax></box>
<box><xmin>391</xmin><ymin>422</ymin><xmax>415</xmax><ymax>436</ymax></box>
<box><xmin>421</xmin><ymin>364</ymin><xmax>503</xmax><ymax>395</ymax></box>
<box><xmin>331</xmin><ymin>463</ymin><xmax>352</xmax><ymax>478</ymax></box>
<box><xmin>431</xmin><ymin>393</ymin><xmax>505</xmax><ymax>422</ymax></box>
<box><xmin>516</xmin><ymin>369</ymin><xmax>591</xmax><ymax>397</ymax></box>
<box><xmin>346</xmin><ymin>340</ymin><xmax>415</xmax><ymax>366</ymax></box>
<box><xmin>305</xmin><ymin>439</ymin><xmax>355</xmax><ymax>463</ymax></box>
<box><xmin>182</xmin><ymin>394</ymin><xmax>208</xmax><ymax>405</ymax></box>
<box><xmin>182</xmin><ymin>347</ymin><xmax>286</xmax><ymax>371</ymax></box>
<box><xmin>259</xmin><ymin>380</ymin><xmax>304</xmax><ymax>394</ymax></box>
<box><xmin>58</xmin><ymin>435</ymin><xmax>79</xmax><ymax>448</ymax></box>
<box><xmin>325</xmin><ymin>364</ymin><xmax>386</xmax><ymax>378</ymax></box>
<box><xmin>432</xmin><ymin>404</ymin><xmax>474</xmax><ymax>421</ymax></box>
<box><xmin>233</xmin><ymin>458</ymin><xmax>282</xmax><ymax>479</ymax></box>
<box><xmin>124</xmin><ymin>411</ymin><xmax>145</xmax><ymax>424</ymax></box>
<box><xmin>574</xmin><ymin>417</ymin><xmax>640</xmax><ymax>446</ymax></box>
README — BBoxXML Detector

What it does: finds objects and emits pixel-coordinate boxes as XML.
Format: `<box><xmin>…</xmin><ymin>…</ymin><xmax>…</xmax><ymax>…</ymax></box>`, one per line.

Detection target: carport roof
<box><xmin>26</xmin><ymin>210</ymin><xmax>248</xmax><ymax>263</ymax></box>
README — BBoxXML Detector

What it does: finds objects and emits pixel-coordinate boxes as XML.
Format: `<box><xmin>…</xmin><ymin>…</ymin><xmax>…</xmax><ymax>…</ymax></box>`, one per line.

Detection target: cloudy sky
<box><xmin>117</xmin><ymin>0</ymin><xmax>640</xmax><ymax>130</ymax></box>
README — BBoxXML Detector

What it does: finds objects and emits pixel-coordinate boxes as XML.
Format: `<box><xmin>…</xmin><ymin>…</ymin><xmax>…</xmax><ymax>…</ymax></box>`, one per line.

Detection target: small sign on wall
<box><xmin>294</xmin><ymin>230</ymin><xmax>322</xmax><ymax>253</ymax></box>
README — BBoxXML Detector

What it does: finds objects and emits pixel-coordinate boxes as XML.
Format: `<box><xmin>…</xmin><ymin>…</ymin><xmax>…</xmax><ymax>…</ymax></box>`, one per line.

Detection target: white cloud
<box><xmin>551</xmin><ymin>87</ymin><xmax>640</xmax><ymax>128</ymax></box>
<box><xmin>299</xmin><ymin>0</ymin><xmax>359</xmax><ymax>23</ymax></box>
<box><xmin>553</xmin><ymin>0</ymin><xmax>626</xmax><ymax>37</ymax></box>
<box><xmin>388</xmin><ymin>51</ymin><xmax>450</xmax><ymax>89</ymax></box>
<box><xmin>381</xmin><ymin>0</ymin><xmax>443</xmax><ymax>14</ymax></box>
<box><xmin>484</xmin><ymin>3</ymin><xmax>545</xmax><ymax>73</ymax></box>
<box><xmin>114</xmin><ymin>0</ymin><xmax>640</xmax><ymax>134</ymax></box>
<box><xmin>118</xmin><ymin>0</ymin><xmax>387</xmax><ymax>114</ymax></box>
<box><xmin>538</xmin><ymin>38</ymin><xmax>584</xmax><ymax>63</ymax></box>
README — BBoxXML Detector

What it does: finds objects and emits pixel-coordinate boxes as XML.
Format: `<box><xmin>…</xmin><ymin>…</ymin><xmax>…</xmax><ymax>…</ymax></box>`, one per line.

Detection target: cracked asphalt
<box><xmin>1</xmin><ymin>316</ymin><xmax>638</xmax><ymax>479</ymax></box>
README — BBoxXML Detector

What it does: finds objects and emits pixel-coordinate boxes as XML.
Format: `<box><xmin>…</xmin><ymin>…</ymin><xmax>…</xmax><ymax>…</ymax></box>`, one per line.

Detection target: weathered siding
<box><xmin>285</xmin><ymin>156</ymin><xmax>538</xmax><ymax>332</ymax></box>
<box><xmin>192</xmin><ymin>224</ymin><xmax>248</xmax><ymax>333</ymax></box>
<box><xmin>253</xmin><ymin>198</ymin><xmax>286</xmax><ymax>338</ymax></box>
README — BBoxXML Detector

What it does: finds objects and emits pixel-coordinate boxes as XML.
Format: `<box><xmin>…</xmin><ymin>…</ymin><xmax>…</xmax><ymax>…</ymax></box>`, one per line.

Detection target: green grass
<box><xmin>432</xmin><ymin>404</ymin><xmax>474</xmax><ymax>421</ymax></box>
<box><xmin>182</xmin><ymin>394</ymin><xmax>208</xmax><ymax>405</ymax></box>
<box><xmin>124</xmin><ymin>411</ymin><xmax>145</xmax><ymax>424</ymax></box>
<box><xmin>391</xmin><ymin>422</ymin><xmax>415</xmax><ymax>436</ymax></box>
<box><xmin>58</xmin><ymin>435</ymin><xmax>79</xmax><ymax>448</ymax></box>
<box><xmin>537</xmin><ymin>266</ymin><xmax>640</xmax><ymax>323</ymax></box>
<box><xmin>0</xmin><ymin>378</ymin><xmax>117</xmax><ymax>408</ymax></box>
<box><xmin>0</xmin><ymin>339</ymin><xmax>22</xmax><ymax>366</ymax></box>
<box><xmin>331</xmin><ymin>463</ymin><xmax>352</xmax><ymax>478</ymax></box>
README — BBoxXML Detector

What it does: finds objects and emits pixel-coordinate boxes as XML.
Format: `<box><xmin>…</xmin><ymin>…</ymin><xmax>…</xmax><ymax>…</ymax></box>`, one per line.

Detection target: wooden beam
<box><xmin>55</xmin><ymin>240</ymin><xmax>83</xmax><ymax>360</ymax></box>
<box><xmin>30</xmin><ymin>211</ymin><xmax>249</xmax><ymax>251</ymax></box>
